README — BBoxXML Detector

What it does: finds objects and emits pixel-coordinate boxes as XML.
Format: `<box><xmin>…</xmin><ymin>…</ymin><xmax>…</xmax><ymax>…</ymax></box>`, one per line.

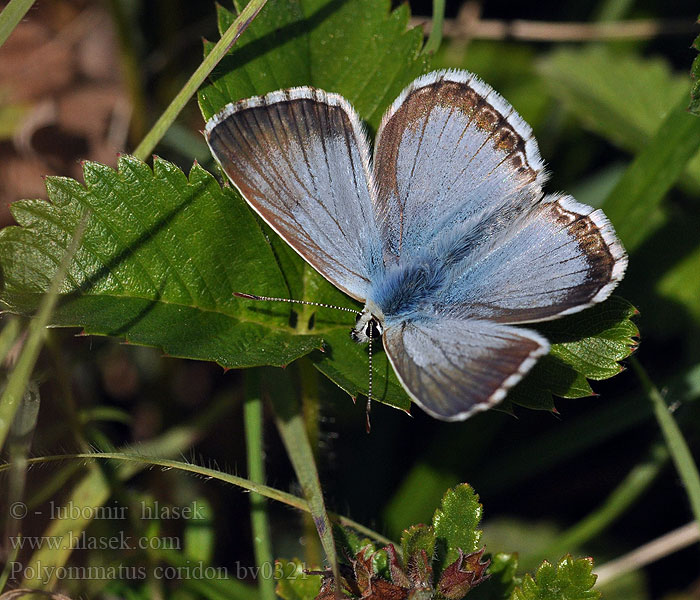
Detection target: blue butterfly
<box><xmin>205</xmin><ymin>70</ymin><xmax>627</xmax><ymax>422</ymax></box>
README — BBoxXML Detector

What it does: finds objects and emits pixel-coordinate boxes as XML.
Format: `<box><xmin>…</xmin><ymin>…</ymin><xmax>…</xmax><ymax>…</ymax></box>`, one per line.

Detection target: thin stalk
<box><xmin>266</xmin><ymin>368</ymin><xmax>340</xmax><ymax>583</ymax></box>
<box><xmin>0</xmin><ymin>318</ymin><xmax>20</xmax><ymax>366</ymax></box>
<box><xmin>298</xmin><ymin>357</ymin><xmax>323</xmax><ymax>569</ymax></box>
<box><xmin>244</xmin><ymin>370</ymin><xmax>275</xmax><ymax>600</ymax></box>
<box><xmin>0</xmin><ymin>452</ymin><xmax>394</xmax><ymax>547</ymax></box>
<box><xmin>0</xmin><ymin>0</ymin><xmax>35</xmax><ymax>49</ymax></box>
<box><xmin>596</xmin><ymin>521</ymin><xmax>700</xmax><ymax>585</ymax></box>
<box><xmin>132</xmin><ymin>0</ymin><xmax>267</xmax><ymax>161</ymax></box>
<box><xmin>422</xmin><ymin>0</ymin><xmax>446</xmax><ymax>55</ymax></box>
<box><xmin>0</xmin><ymin>214</ymin><xmax>89</xmax><ymax>452</ymax></box>
<box><xmin>632</xmin><ymin>356</ymin><xmax>700</xmax><ymax>528</ymax></box>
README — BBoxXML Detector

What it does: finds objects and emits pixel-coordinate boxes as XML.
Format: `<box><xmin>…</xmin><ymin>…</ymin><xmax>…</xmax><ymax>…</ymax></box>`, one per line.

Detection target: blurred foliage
<box><xmin>276</xmin><ymin>485</ymin><xmax>598</xmax><ymax>600</ymax></box>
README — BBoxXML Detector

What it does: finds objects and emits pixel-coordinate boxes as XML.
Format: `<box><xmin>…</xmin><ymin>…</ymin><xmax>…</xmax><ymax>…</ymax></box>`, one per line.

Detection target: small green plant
<box><xmin>276</xmin><ymin>485</ymin><xmax>600</xmax><ymax>600</ymax></box>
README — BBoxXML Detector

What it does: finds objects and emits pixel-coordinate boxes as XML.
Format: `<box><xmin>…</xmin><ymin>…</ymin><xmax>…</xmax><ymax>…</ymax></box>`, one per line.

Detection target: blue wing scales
<box><xmin>383</xmin><ymin>318</ymin><xmax>549</xmax><ymax>420</ymax></box>
<box><xmin>373</xmin><ymin>70</ymin><xmax>546</xmax><ymax>263</ymax></box>
<box><xmin>206</xmin><ymin>88</ymin><xmax>383</xmax><ymax>301</ymax></box>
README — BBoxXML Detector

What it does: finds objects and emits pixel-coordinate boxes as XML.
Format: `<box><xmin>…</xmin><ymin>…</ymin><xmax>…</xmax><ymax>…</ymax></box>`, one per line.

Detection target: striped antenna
<box><xmin>235</xmin><ymin>291</ymin><xmax>374</xmax><ymax>433</ymax></box>
<box><xmin>366</xmin><ymin>329</ymin><xmax>374</xmax><ymax>433</ymax></box>
<box><xmin>234</xmin><ymin>292</ymin><xmax>361</xmax><ymax>314</ymax></box>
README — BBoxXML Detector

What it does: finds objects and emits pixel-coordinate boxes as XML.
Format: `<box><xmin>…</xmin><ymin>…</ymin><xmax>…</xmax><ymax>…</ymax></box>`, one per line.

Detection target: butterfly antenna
<box><xmin>234</xmin><ymin>292</ymin><xmax>360</xmax><ymax>314</ymax></box>
<box><xmin>366</xmin><ymin>326</ymin><xmax>373</xmax><ymax>434</ymax></box>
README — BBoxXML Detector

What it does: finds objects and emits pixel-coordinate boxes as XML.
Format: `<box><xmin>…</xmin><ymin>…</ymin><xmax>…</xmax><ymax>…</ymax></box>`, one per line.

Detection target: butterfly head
<box><xmin>351</xmin><ymin>301</ymin><xmax>385</xmax><ymax>344</ymax></box>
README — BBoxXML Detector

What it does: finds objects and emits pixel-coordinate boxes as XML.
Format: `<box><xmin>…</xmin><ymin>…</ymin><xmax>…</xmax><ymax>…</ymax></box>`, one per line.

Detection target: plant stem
<box><xmin>0</xmin><ymin>214</ymin><xmax>89</xmax><ymax>452</ymax></box>
<box><xmin>422</xmin><ymin>0</ymin><xmax>445</xmax><ymax>55</ymax></box>
<box><xmin>132</xmin><ymin>0</ymin><xmax>267</xmax><ymax>161</ymax></box>
<box><xmin>298</xmin><ymin>357</ymin><xmax>323</xmax><ymax>569</ymax></box>
<box><xmin>244</xmin><ymin>370</ymin><xmax>276</xmax><ymax>600</ymax></box>
<box><xmin>266</xmin><ymin>368</ymin><xmax>340</xmax><ymax>583</ymax></box>
<box><xmin>632</xmin><ymin>356</ymin><xmax>700</xmax><ymax>528</ymax></box>
<box><xmin>596</xmin><ymin>521</ymin><xmax>700</xmax><ymax>585</ymax></box>
<box><xmin>0</xmin><ymin>0</ymin><xmax>35</xmax><ymax>49</ymax></box>
<box><xmin>0</xmin><ymin>452</ymin><xmax>395</xmax><ymax>547</ymax></box>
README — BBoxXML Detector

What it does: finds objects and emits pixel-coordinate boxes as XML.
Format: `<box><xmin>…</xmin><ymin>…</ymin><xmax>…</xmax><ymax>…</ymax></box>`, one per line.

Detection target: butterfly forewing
<box><xmin>206</xmin><ymin>89</ymin><xmax>383</xmax><ymax>302</ymax></box>
<box><xmin>373</xmin><ymin>70</ymin><xmax>546</xmax><ymax>263</ymax></box>
<box><xmin>374</xmin><ymin>70</ymin><xmax>627</xmax><ymax>324</ymax></box>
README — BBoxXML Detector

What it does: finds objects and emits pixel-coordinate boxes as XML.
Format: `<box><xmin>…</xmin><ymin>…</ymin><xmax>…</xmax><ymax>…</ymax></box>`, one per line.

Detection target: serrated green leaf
<box><xmin>332</xmin><ymin>523</ymin><xmax>370</xmax><ymax>559</ymax></box>
<box><xmin>511</xmin><ymin>555</ymin><xmax>600</xmax><ymax>600</ymax></box>
<box><xmin>690</xmin><ymin>21</ymin><xmax>700</xmax><ymax>116</ymax></box>
<box><xmin>312</xmin><ymin>328</ymin><xmax>411</xmax><ymax>412</ymax></box>
<box><xmin>0</xmin><ymin>156</ymin><xmax>323</xmax><ymax>368</ymax></box>
<box><xmin>199</xmin><ymin>0</ymin><xmax>429</xmax><ymax>131</ymax></box>
<box><xmin>509</xmin><ymin>297</ymin><xmax>638</xmax><ymax>411</ymax></box>
<box><xmin>469</xmin><ymin>552</ymin><xmax>520</xmax><ymax>600</ymax></box>
<box><xmin>400</xmin><ymin>524</ymin><xmax>436</xmax><ymax>564</ymax></box>
<box><xmin>538</xmin><ymin>47</ymin><xmax>700</xmax><ymax>191</ymax></box>
<box><xmin>432</xmin><ymin>484</ymin><xmax>483</xmax><ymax>575</ymax></box>
<box><xmin>275</xmin><ymin>558</ymin><xmax>322</xmax><ymax>600</ymax></box>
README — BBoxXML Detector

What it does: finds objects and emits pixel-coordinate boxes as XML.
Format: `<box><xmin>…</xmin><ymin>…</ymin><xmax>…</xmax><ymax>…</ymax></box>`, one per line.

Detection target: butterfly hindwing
<box><xmin>383</xmin><ymin>318</ymin><xmax>550</xmax><ymax>421</ymax></box>
<box><xmin>206</xmin><ymin>89</ymin><xmax>383</xmax><ymax>301</ymax></box>
<box><xmin>436</xmin><ymin>194</ymin><xmax>628</xmax><ymax>323</ymax></box>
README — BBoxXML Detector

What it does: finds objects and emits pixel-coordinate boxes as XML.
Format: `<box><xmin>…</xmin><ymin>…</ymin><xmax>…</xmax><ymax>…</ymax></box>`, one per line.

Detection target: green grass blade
<box><xmin>19</xmin><ymin>392</ymin><xmax>233</xmax><ymax>588</ymax></box>
<box><xmin>298</xmin><ymin>356</ymin><xmax>323</xmax><ymax>567</ymax></box>
<box><xmin>0</xmin><ymin>214</ymin><xmax>88</xmax><ymax>452</ymax></box>
<box><xmin>132</xmin><ymin>0</ymin><xmax>268</xmax><ymax>161</ymax></box>
<box><xmin>0</xmin><ymin>451</ymin><xmax>393</xmax><ymax>545</ymax></box>
<box><xmin>0</xmin><ymin>317</ymin><xmax>20</xmax><ymax>366</ymax></box>
<box><xmin>602</xmin><ymin>95</ymin><xmax>700</xmax><ymax>251</ymax></box>
<box><xmin>2</xmin><ymin>381</ymin><xmax>40</xmax><ymax>581</ymax></box>
<box><xmin>0</xmin><ymin>0</ymin><xmax>35</xmax><ymax>48</ymax></box>
<box><xmin>422</xmin><ymin>0</ymin><xmax>446</xmax><ymax>55</ymax></box>
<box><xmin>0</xmin><ymin>541</ymin><xmax>20</xmax><ymax>593</ymax></box>
<box><xmin>244</xmin><ymin>370</ymin><xmax>275</xmax><ymax>600</ymax></box>
<box><xmin>632</xmin><ymin>357</ymin><xmax>700</xmax><ymax>528</ymax></box>
<box><xmin>267</xmin><ymin>368</ymin><xmax>339</xmax><ymax>579</ymax></box>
